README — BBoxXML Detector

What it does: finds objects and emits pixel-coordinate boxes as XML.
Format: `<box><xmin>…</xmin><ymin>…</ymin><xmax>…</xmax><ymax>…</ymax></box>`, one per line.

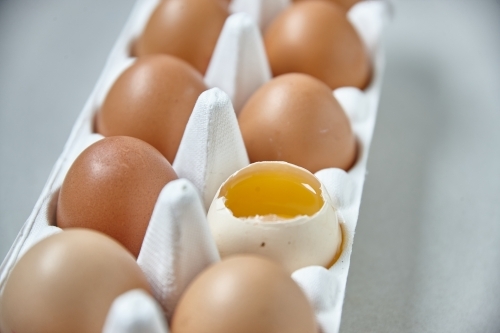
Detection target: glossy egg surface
<box><xmin>265</xmin><ymin>0</ymin><xmax>371</xmax><ymax>90</ymax></box>
<box><xmin>96</xmin><ymin>55</ymin><xmax>207</xmax><ymax>163</ymax></box>
<box><xmin>0</xmin><ymin>229</ymin><xmax>151</xmax><ymax>333</ymax></box>
<box><xmin>57</xmin><ymin>136</ymin><xmax>178</xmax><ymax>257</ymax></box>
<box><xmin>238</xmin><ymin>73</ymin><xmax>357</xmax><ymax>173</ymax></box>
<box><xmin>171</xmin><ymin>255</ymin><xmax>317</xmax><ymax>333</ymax></box>
<box><xmin>135</xmin><ymin>0</ymin><xmax>229</xmax><ymax>74</ymax></box>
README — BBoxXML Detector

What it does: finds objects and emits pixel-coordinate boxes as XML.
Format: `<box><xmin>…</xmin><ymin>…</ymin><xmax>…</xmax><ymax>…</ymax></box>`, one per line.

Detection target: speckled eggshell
<box><xmin>0</xmin><ymin>229</ymin><xmax>151</xmax><ymax>333</ymax></box>
<box><xmin>95</xmin><ymin>55</ymin><xmax>207</xmax><ymax>163</ymax></box>
<box><xmin>264</xmin><ymin>0</ymin><xmax>371</xmax><ymax>90</ymax></box>
<box><xmin>171</xmin><ymin>255</ymin><xmax>317</xmax><ymax>333</ymax></box>
<box><xmin>292</xmin><ymin>0</ymin><xmax>362</xmax><ymax>11</ymax></box>
<box><xmin>56</xmin><ymin>136</ymin><xmax>178</xmax><ymax>257</ymax></box>
<box><xmin>238</xmin><ymin>73</ymin><xmax>357</xmax><ymax>173</ymax></box>
<box><xmin>135</xmin><ymin>0</ymin><xmax>229</xmax><ymax>74</ymax></box>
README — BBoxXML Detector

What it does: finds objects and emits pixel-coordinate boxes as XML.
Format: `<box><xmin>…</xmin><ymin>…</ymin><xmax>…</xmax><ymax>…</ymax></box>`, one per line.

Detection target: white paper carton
<box><xmin>0</xmin><ymin>0</ymin><xmax>391</xmax><ymax>332</ymax></box>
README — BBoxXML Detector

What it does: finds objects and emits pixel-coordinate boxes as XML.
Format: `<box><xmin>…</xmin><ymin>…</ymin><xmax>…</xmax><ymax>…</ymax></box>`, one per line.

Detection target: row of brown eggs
<box><xmin>97</xmin><ymin>0</ymin><xmax>370</xmax><ymax>173</ymax></box>
<box><xmin>1</xmin><ymin>229</ymin><xmax>317</xmax><ymax>333</ymax></box>
<box><xmin>133</xmin><ymin>0</ymin><xmax>369</xmax><ymax>90</ymax></box>
<box><xmin>1</xmin><ymin>0</ymin><xmax>371</xmax><ymax>332</ymax></box>
<box><xmin>2</xmin><ymin>139</ymin><xmax>334</xmax><ymax>333</ymax></box>
<box><xmin>96</xmin><ymin>55</ymin><xmax>358</xmax><ymax>174</ymax></box>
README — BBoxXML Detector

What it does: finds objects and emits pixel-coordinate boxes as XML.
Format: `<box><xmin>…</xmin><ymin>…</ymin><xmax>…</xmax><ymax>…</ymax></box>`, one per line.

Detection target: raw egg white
<box><xmin>207</xmin><ymin>162</ymin><xmax>342</xmax><ymax>273</ymax></box>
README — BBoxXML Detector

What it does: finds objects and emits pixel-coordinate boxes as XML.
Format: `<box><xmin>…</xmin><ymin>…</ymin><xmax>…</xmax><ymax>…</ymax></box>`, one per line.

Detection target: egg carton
<box><xmin>0</xmin><ymin>0</ymin><xmax>391</xmax><ymax>332</ymax></box>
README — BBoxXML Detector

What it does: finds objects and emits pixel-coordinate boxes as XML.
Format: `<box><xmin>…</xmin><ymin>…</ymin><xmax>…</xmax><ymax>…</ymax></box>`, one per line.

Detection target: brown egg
<box><xmin>135</xmin><ymin>0</ymin><xmax>229</xmax><ymax>74</ymax></box>
<box><xmin>293</xmin><ymin>0</ymin><xmax>362</xmax><ymax>11</ymax></box>
<box><xmin>171</xmin><ymin>255</ymin><xmax>317</xmax><ymax>333</ymax></box>
<box><xmin>0</xmin><ymin>229</ymin><xmax>151</xmax><ymax>333</ymax></box>
<box><xmin>95</xmin><ymin>55</ymin><xmax>207</xmax><ymax>163</ymax></box>
<box><xmin>57</xmin><ymin>136</ymin><xmax>178</xmax><ymax>257</ymax></box>
<box><xmin>238</xmin><ymin>73</ymin><xmax>357</xmax><ymax>173</ymax></box>
<box><xmin>264</xmin><ymin>0</ymin><xmax>371</xmax><ymax>90</ymax></box>
<box><xmin>215</xmin><ymin>0</ymin><xmax>231</xmax><ymax>8</ymax></box>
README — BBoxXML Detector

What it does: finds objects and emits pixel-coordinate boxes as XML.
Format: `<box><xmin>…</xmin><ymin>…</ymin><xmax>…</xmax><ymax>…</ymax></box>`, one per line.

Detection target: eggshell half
<box><xmin>207</xmin><ymin>162</ymin><xmax>342</xmax><ymax>273</ymax></box>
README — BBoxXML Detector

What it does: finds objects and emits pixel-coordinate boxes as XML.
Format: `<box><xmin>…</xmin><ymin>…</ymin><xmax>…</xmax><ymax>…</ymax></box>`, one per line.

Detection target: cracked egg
<box><xmin>207</xmin><ymin>162</ymin><xmax>342</xmax><ymax>273</ymax></box>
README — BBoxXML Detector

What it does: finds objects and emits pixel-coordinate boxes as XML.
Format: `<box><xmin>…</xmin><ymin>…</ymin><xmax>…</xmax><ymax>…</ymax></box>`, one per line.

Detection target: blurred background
<box><xmin>1</xmin><ymin>0</ymin><xmax>499</xmax><ymax>331</ymax></box>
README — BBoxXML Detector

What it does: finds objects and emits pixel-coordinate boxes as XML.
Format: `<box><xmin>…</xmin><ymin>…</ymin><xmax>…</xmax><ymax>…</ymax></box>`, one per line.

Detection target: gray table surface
<box><xmin>1</xmin><ymin>0</ymin><xmax>499</xmax><ymax>332</ymax></box>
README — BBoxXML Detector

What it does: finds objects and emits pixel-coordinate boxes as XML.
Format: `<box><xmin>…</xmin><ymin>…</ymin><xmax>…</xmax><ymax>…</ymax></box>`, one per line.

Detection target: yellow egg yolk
<box><xmin>221</xmin><ymin>169</ymin><xmax>324</xmax><ymax>219</ymax></box>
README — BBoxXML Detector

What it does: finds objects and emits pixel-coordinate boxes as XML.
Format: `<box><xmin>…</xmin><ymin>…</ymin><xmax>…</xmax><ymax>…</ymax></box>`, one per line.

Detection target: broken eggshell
<box><xmin>207</xmin><ymin>162</ymin><xmax>342</xmax><ymax>273</ymax></box>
